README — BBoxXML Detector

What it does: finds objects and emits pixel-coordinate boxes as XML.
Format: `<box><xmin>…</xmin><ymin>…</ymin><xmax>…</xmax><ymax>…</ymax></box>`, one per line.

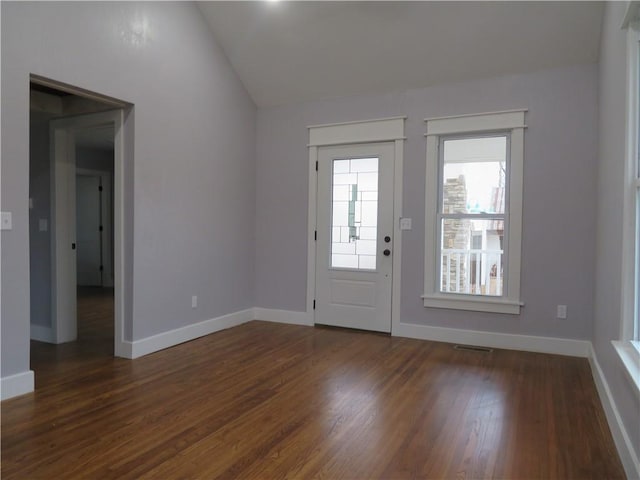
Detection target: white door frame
<box><xmin>306</xmin><ymin>116</ymin><xmax>405</xmax><ymax>331</ymax></box>
<box><xmin>76</xmin><ymin>168</ymin><xmax>113</xmax><ymax>287</ymax></box>
<box><xmin>50</xmin><ymin>109</ymin><xmax>127</xmax><ymax>355</ymax></box>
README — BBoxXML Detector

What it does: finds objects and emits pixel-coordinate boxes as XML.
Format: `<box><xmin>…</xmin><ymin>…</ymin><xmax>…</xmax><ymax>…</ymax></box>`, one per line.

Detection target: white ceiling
<box><xmin>197</xmin><ymin>1</ymin><xmax>604</xmax><ymax>108</ymax></box>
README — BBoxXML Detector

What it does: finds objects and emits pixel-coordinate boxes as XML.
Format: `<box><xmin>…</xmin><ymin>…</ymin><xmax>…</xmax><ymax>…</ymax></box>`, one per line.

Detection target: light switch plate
<box><xmin>1</xmin><ymin>212</ymin><xmax>12</xmax><ymax>230</ymax></box>
<box><xmin>39</xmin><ymin>219</ymin><xmax>48</xmax><ymax>232</ymax></box>
<box><xmin>400</xmin><ymin>217</ymin><xmax>412</xmax><ymax>230</ymax></box>
<box><xmin>557</xmin><ymin>305</ymin><xmax>567</xmax><ymax>319</ymax></box>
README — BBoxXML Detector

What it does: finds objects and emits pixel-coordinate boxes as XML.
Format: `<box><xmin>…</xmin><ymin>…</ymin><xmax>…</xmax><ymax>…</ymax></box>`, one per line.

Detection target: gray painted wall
<box><xmin>256</xmin><ymin>63</ymin><xmax>598</xmax><ymax>340</ymax></box>
<box><xmin>77</xmin><ymin>147</ymin><xmax>114</xmax><ymax>174</ymax></box>
<box><xmin>595</xmin><ymin>1</ymin><xmax>640</xmax><ymax>466</ymax></box>
<box><xmin>1</xmin><ymin>1</ymin><xmax>256</xmax><ymax>377</ymax></box>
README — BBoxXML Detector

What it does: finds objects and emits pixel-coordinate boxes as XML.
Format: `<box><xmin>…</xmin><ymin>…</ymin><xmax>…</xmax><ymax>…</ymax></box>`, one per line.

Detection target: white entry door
<box><xmin>315</xmin><ymin>142</ymin><xmax>395</xmax><ymax>332</ymax></box>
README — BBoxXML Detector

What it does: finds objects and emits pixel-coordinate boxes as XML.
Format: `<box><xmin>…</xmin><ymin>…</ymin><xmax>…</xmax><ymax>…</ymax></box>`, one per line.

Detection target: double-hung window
<box><xmin>423</xmin><ymin>110</ymin><xmax>526</xmax><ymax>314</ymax></box>
<box><xmin>613</xmin><ymin>19</ymin><xmax>640</xmax><ymax>394</ymax></box>
<box><xmin>631</xmin><ymin>25</ymin><xmax>640</xmax><ymax>353</ymax></box>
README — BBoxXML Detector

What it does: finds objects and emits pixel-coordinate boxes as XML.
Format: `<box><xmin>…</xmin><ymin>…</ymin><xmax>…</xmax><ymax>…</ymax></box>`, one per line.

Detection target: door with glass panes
<box><xmin>315</xmin><ymin>142</ymin><xmax>394</xmax><ymax>332</ymax></box>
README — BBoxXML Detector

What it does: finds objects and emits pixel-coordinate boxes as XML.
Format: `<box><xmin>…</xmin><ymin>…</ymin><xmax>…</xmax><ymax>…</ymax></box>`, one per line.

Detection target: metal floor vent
<box><xmin>454</xmin><ymin>344</ymin><xmax>493</xmax><ymax>353</ymax></box>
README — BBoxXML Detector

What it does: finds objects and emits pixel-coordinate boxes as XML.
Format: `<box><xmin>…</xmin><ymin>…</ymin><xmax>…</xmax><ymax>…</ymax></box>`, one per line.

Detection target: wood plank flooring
<box><xmin>1</xmin><ymin>296</ymin><xmax>625</xmax><ymax>479</ymax></box>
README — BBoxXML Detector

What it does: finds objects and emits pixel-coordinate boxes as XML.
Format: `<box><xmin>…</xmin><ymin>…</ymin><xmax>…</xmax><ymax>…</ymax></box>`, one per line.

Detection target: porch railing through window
<box><xmin>440</xmin><ymin>249</ymin><xmax>503</xmax><ymax>296</ymax></box>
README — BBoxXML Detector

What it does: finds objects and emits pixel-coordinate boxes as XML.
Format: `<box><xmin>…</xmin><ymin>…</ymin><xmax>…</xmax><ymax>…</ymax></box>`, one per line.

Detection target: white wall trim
<box><xmin>30</xmin><ymin>324</ymin><xmax>55</xmax><ymax>343</ymax></box>
<box><xmin>115</xmin><ymin>340</ymin><xmax>133</xmax><ymax>359</ymax></box>
<box><xmin>253</xmin><ymin>308</ymin><xmax>313</xmax><ymax>326</ymax></box>
<box><xmin>307</xmin><ymin>117</ymin><xmax>405</xmax><ymax>332</ymax></box>
<box><xmin>424</xmin><ymin>108</ymin><xmax>528</xmax><ymax>123</ymax></box>
<box><xmin>424</xmin><ymin>109</ymin><xmax>528</xmax><ymax>135</ymax></box>
<box><xmin>124</xmin><ymin>308</ymin><xmax>254</xmax><ymax>359</ymax></box>
<box><xmin>49</xmin><ymin>109</ymin><xmax>127</xmax><ymax>356</ymax></box>
<box><xmin>306</xmin><ymin>145</ymin><xmax>319</xmax><ymax>323</ymax></box>
<box><xmin>1</xmin><ymin>371</ymin><xmax>35</xmax><ymax>400</ymax></box>
<box><xmin>308</xmin><ymin>116</ymin><xmax>405</xmax><ymax>147</ymax></box>
<box><xmin>31</xmin><ymin>74</ymin><xmax>128</xmax><ymax>108</ymax></box>
<box><xmin>393</xmin><ymin>321</ymin><xmax>591</xmax><ymax>357</ymax></box>
<box><xmin>589</xmin><ymin>344</ymin><xmax>640</xmax><ymax>479</ymax></box>
<box><xmin>390</xmin><ymin>138</ymin><xmax>404</xmax><ymax>339</ymax></box>
<box><xmin>423</xmin><ymin>110</ymin><xmax>525</xmax><ymax>314</ymax></box>
<box><xmin>421</xmin><ymin>294</ymin><xmax>523</xmax><ymax>315</ymax></box>
<box><xmin>307</xmin><ymin>116</ymin><xmax>407</xmax><ymax>130</ymax></box>
<box><xmin>613</xmin><ymin>340</ymin><xmax>640</xmax><ymax>399</ymax></box>
<box><xmin>621</xmin><ymin>26</ymin><xmax>640</xmax><ymax>342</ymax></box>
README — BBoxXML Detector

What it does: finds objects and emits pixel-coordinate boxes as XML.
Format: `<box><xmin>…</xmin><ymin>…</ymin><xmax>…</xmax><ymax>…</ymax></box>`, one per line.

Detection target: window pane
<box><xmin>331</xmin><ymin>157</ymin><xmax>379</xmax><ymax>270</ymax></box>
<box><xmin>440</xmin><ymin>218</ymin><xmax>504</xmax><ymax>296</ymax></box>
<box><xmin>442</xmin><ymin>137</ymin><xmax>507</xmax><ymax>214</ymax></box>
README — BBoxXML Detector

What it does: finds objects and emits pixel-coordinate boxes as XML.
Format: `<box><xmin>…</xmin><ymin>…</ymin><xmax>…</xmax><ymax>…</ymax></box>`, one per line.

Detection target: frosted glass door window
<box><xmin>331</xmin><ymin>157</ymin><xmax>379</xmax><ymax>269</ymax></box>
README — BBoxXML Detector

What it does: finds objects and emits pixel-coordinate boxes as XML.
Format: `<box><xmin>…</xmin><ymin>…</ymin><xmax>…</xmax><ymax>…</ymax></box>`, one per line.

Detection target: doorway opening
<box><xmin>28</xmin><ymin>76</ymin><xmax>130</xmax><ymax>381</ymax></box>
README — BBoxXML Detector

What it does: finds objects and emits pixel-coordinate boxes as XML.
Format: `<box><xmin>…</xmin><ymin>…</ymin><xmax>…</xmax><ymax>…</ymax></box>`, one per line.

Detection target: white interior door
<box><xmin>315</xmin><ymin>142</ymin><xmax>394</xmax><ymax>332</ymax></box>
<box><xmin>76</xmin><ymin>174</ymin><xmax>102</xmax><ymax>286</ymax></box>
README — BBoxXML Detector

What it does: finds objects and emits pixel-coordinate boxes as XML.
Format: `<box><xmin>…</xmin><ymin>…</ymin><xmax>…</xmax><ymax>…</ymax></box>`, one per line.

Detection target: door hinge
<box><xmin>314</xmin><ymin>230</ymin><xmax>317</xmax><ymax>241</ymax></box>
<box><xmin>313</xmin><ymin>300</ymin><xmax>316</xmax><ymax>310</ymax></box>
<box><xmin>99</xmin><ymin>265</ymin><xmax>104</xmax><ymax>271</ymax></box>
<box><xmin>99</xmin><ymin>225</ymin><xmax>103</xmax><ymax>232</ymax></box>
<box><xmin>315</xmin><ymin>161</ymin><xmax>318</xmax><ymax>171</ymax></box>
<box><xmin>98</xmin><ymin>185</ymin><xmax>103</xmax><ymax>192</ymax></box>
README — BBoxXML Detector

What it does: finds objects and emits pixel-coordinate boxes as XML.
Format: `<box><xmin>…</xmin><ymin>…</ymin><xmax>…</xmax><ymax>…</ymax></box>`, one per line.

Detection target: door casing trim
<box><xmin>307</xmin><ymin>117</ymin><xmax>405</xmax><ymax>332</ymax></box>
<box><xmin>50</xmin><ymin>109</ymin><xmax>127</xmax><ymax>356</ymax></box>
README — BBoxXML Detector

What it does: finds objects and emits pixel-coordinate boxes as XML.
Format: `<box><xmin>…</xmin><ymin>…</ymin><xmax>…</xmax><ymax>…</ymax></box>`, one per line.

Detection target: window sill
<box><xmin>612</xmin><ymin>340</ymin><xmax>640</xmax><ymax>400</ymax></box>
<box><xmin>421</xmin><ymin>293</ymin><xmax>523</xmax><ymax>315</ymax></box>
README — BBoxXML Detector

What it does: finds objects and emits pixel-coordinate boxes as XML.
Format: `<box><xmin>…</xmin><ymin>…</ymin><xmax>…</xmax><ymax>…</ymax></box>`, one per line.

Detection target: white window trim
<box><xmin>422</xmin><ymin>109</ymin><xmax>526</xmax><ymax>314</ymax></box>
<box><xmin>614</xmin><ymin>22</ymin><xmax>640</xmax><ymax>398</ymax></box>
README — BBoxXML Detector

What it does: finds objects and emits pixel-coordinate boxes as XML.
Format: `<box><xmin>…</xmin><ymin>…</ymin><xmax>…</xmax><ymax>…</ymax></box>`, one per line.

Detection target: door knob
<box><xmin>383</xmin><ymin>249</ymin><xmax>391</xmax><ymax>256</ymax></box>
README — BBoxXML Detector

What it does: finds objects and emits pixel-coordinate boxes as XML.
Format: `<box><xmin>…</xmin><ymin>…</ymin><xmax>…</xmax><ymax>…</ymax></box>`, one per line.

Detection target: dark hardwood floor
<box><xmin>1</xmin><ymin>296</ymin><xmax>625</xmax><ymax>479</ymax></box>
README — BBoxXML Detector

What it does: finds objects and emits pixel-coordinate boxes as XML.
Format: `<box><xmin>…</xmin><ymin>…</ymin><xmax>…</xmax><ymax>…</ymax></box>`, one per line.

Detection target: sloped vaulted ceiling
<box><xmin>197</xmin><ymin>1</ymin><xmax>604</xmax><ymax>108</ymax></box>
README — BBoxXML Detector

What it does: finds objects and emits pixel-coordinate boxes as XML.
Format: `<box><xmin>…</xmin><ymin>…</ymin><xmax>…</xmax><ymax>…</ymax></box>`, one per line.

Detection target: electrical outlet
<box><xmin>191</xmin><ymin>295</ymin><xmax>198</xmax><ymax>308</ymax></box>
<box><xmin>556</xmin><ymin>305</ymin><xmax>567</xmax><ymax>319</ymax></box>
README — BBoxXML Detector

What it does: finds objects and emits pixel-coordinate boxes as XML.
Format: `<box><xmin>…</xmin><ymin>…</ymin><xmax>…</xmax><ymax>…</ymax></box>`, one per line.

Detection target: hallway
<box><xmin>30</xmin><ymin>287</ymin><xmax>114</xmax><ymax>381</ymax></box>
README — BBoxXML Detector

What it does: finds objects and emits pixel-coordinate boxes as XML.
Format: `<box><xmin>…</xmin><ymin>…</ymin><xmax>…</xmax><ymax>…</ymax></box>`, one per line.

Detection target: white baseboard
<box><xmin>127</xmin><ymin>308</ymin><xmax>254</xmax><ymax>359</ymax></box>
<box><xmin>393</xmin><ymin>321</ymin><xmax>591</xmax><ymax>357</ymax></box>
<box><xmin>1</xmin><ymin>370</ymin><xmax>35</xmax><ymax>400</ymax></box>
<box><xmin>30</xmin><ymin>324</ymin><xmax>55</xmax><ymax>343</ymax></box>
<box><xmin>589</xmin><ymin>345</ymin><xmax>640</xmax><ymax>480</ymax></box>
<box><xmin>253</xmin><ymin>308</ymin><xmax>313</xmax><ymax>326</ymax></box>
<box><xmin>115</xmin><ymin>340</ymin><xmax>133</xmax><ymax>359</ymax></box>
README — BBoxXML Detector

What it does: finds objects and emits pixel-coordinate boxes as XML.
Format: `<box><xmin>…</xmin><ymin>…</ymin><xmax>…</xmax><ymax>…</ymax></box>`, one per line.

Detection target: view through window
<box><xmin>439</xmin><ymin>136</ymin><xmax>507</xmax><ymax>296</ymax></box>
